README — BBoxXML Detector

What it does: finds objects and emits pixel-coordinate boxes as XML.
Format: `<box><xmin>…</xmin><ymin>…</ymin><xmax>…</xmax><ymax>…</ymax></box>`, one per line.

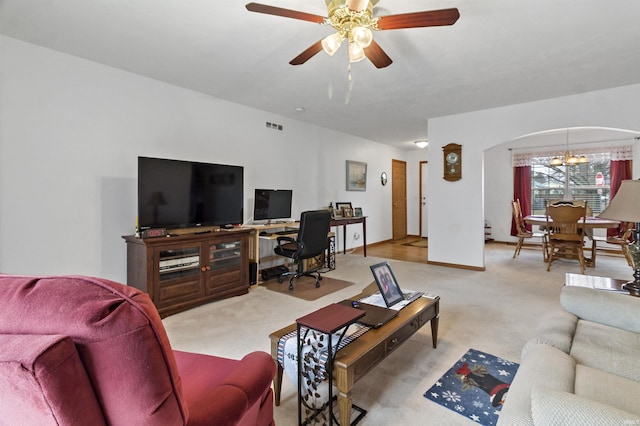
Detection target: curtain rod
<box><xmin>508</xmin><ymin>135</ymin><xmax>639</xmax><ymax>152</ymax></box>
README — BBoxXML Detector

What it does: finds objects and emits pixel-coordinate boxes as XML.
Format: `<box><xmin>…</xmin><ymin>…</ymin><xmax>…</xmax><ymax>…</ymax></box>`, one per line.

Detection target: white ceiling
<box><xmin>2</xmin><ymin>0</ymin><xmax>640</xmax><ymax>150</ymax></box>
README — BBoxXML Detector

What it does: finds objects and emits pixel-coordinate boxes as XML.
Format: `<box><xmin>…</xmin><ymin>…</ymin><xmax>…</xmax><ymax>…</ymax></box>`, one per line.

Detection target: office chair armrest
<box><xmin>276</xmin><ymin>236</ymin><xmax>295</xmax><ymax>245</ymax></box>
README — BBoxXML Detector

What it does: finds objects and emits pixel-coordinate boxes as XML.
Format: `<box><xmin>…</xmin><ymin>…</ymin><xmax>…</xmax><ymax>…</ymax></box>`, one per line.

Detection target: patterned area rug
<box><xmin>260</xmin><ymin>276</ymin><xmax>353</xmax><ymax>301</ymax></box>
<box><xmin>424</xmin><ymin>348</ymin><xmax>519</xmax><ymax>426</ymax></box>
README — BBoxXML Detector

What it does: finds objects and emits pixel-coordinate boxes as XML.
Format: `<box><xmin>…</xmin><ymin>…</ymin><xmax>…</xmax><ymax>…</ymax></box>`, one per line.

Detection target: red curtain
<box><xmin>607</xmin><ymin>160</ymin><xmax>632</xmax><ymax>236</ymax></box>
<box><xmin>511</xmin><ymin>166</ymin><xmax>532</xmax><ymax>235</ymax></box>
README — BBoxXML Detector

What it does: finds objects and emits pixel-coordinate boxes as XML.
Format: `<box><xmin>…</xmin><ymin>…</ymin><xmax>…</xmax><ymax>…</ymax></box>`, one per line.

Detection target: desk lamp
<box><xmin>598</xmin><ymin>180</ymin><xmax>640</xmax><ymax>297</ymax></box>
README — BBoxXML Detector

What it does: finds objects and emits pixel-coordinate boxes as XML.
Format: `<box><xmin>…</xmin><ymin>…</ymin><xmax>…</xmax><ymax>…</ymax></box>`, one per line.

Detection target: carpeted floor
<box><xmin>162</xmin><ymin>243</ymin><xmax>631</xmax><ymax>425</ymax></box>
<box><xmin>260</xmin><ymin>276</ymin><xmax>354</xmax><ymax>301</ymax></box>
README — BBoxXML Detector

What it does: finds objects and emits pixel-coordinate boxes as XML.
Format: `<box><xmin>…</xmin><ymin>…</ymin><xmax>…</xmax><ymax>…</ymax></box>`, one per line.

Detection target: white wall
<box><xmin>0</xmin><ymin>36</ymin><xmax>408</xmax><ymax>282</ymax></box>
<box><xmin>428</xmin><ymin>84</ymin><xmax>640</xmax><ymax>269</ymax></box>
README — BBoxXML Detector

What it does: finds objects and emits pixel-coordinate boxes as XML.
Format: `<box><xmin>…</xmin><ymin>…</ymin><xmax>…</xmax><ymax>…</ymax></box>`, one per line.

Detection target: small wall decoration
<box><xmin>380</xmin><ymin>172</ymin><xmax>388</xmax><ymax>186</ymax></box>
<box><xmin>354</xmin><ymin>207</ymin><xmax>363</xmax><ymax>217</ymax></box>
<box><xmin>346</xmin><ymin>160</ymin><xmax>367</xmax><ymax>191</ymax></box>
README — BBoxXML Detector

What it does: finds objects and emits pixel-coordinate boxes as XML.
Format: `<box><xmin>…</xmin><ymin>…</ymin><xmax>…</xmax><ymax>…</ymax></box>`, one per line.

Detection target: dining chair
<box><xmin>545</xmin><ymin>202</ymin><xmax>588</xmax><ymax>273</ymax></box>
<box><xmin>593</xmin><ymin>221</ymin><xmax>634</xmax><ymax>267</ymax></box>
<box><xmin>512</xmin><ymin>199</ymin><xmax>548</xmax><ymax>261</ymax></box>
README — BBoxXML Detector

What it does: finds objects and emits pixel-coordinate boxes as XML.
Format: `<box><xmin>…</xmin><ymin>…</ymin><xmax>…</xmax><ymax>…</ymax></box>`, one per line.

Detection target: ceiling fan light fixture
<box><xmin>352</xmin><ymin>26</ymin><xmax>373</xmax><ymax>48</ymax></box>
<box><xmin>348</xmin><ymin>42</ymin><xmax>366</xmax><ymax>62</ymax></box>
<box><xmin>321</xmin><ymin>32</ymin><xmax>343</xmax><ymax>56</ymax></box>
<box><xmin>567</xmin><ymin>153</ymin><xmax>579</xmax><ymax>165</ymax></box>
<box><xmin>578</xmin><ymin>155</ymin><xmax>589</xmax><ymax>164</ymax></box>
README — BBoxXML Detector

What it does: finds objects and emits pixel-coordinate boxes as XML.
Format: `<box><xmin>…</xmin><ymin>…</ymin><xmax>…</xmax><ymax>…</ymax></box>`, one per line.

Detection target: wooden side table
<box><xmin>296</xmin><ymin>303</ymin><xmax>365</xmax><ymax>425</ymax></box>
<box><xmin>564</xmin><ymin>273</ymin><xmax>629</xmax><ymax>293</ymax></box>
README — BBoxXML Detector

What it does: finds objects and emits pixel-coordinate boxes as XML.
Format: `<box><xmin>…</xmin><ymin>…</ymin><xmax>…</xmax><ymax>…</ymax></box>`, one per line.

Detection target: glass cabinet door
<box><xmin>158</xmin><ymin>246</ymin><xmax>201</xmax><ymax>281</ymax></box>
<box><xmin>209</xmin><ymin>240</ymin><xmax>242</xmax><ymax>271</ymax></box>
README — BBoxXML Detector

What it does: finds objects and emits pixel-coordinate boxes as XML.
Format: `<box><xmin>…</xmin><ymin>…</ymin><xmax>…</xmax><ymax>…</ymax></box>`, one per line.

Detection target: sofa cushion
<box><xmin>0</xmin><ymin>334</ymin><xmax>105</xmax><ymax>425</ymax></box>
<box><xmin>522</xmin><ymin>310</ymin><xmax>577</xmax><ymax>356</ymax></box>
<box><xmin>0</xmin><ymin>275</ymin><xmax>188</xmax><ymax>425</ymax></box>
<box><xmin>497</xmin><ymin>343</ymin><xmax>576</xmax><ymax>426</ymax></box>
<box><xmin>574</xmin><ymin>364</ymin><xmax>640</xmax><ymax>417</ymax></box>
<box><xmin>570</xmin><ymin>319</ymin><xmax>640</xmax><ymax>381</ymax></box>
<box><xmin>531</xmin><ymin>387</ymin><xmax>640</xmax><ymax>426</ymax></box>
<box><xmin>560</xmin><ymin>286</ymin><xmax>640</xmax><ymax>334</ymax></box>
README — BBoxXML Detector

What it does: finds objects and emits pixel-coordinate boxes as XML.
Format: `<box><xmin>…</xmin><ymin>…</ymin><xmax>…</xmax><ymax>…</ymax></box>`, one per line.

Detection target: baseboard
<box><xmin>427</xmin><ymin>260</ymin><xmax>485</xmax><ymax>271</ymax></box>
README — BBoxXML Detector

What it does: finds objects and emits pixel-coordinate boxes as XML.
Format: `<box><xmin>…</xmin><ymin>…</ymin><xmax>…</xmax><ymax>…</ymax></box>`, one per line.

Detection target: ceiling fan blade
<box><xmin>289</xmin><ymin>41</ymin><xmax>324</xmax><ymax>65</ymax></box>
<box><xmin>364</xmin><ymin>40</ymin><xmax>393</xmax><ymax>68</ymax></box>
<box><xmin>376</xmin><ymin>8</ymin><xmax>460</xmax><ymax>30</ymax></box>
<box><xmin>245</xmin><ymin>3</ymin><xmax>325</xmax><ymax>24</ymax></box>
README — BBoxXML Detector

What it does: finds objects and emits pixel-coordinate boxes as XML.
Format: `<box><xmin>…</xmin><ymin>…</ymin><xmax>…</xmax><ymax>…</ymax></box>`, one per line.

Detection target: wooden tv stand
<box><xmin>123</xmin><ymin>228</ymin><xmax>251</xmax><ymax>317</ymax></box>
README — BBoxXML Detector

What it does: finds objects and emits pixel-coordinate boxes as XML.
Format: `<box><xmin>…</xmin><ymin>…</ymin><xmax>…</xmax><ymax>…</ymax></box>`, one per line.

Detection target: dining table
<box><xmin>524</xmin><ymin>215</ymin><xmax>620</xmax><ymax>266</ymax></box>
<box><xmin>523</xmin><ymin>215</ymin><xmax>620</xmax><ymax>230</ymax></box>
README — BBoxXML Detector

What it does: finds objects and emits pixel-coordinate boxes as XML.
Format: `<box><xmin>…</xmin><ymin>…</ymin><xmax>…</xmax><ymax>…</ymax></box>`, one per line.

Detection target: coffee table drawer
<box><xmin>353</xmin><ymin>343</ymin><xmax>386</xmax><ymax>379</ymax></box>
<box><xmin>386</xmin><ymin>317</ymin><xmax>421</xmax><ymax>353</ymax></box>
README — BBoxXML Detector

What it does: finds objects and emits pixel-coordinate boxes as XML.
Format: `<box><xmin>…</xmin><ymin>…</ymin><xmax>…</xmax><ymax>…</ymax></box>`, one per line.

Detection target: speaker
<box><xmin>249</xmin><ymin>262</ymin><xmax>257</xmax><ymax>285</ymax></box>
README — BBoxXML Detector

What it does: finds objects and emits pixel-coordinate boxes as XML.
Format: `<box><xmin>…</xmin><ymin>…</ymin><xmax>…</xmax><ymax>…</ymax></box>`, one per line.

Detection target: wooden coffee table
<box><xmin>269</xmin><ymin>282</ymin><xmax>440</xmax><ymax>425</ymax></box>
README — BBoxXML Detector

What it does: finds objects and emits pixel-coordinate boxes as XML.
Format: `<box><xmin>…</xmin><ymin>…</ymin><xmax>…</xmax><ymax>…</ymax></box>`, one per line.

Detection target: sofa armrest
<box><xmin>0</xmin><ymin>334</ymin><xmax>105</xmax><ymax>425</ymax></box>
<box><xmin>531</xmin><ymin>386</ymin><xmax>640</xmax><ymax>425</ymax></box>
<box><xmin>560</xmin><ymin>286</ymin><xmax>640</xmax><ymax>333</ymax></box>
<box><xmin>174</xmin><ymin>350</ymin><xmax>275</xmax><ymax>426</ymax></box>
<box><xmin>221</xmin><ymin>351</ymin><xmax>276</xmax><ymax>406</ymax></box>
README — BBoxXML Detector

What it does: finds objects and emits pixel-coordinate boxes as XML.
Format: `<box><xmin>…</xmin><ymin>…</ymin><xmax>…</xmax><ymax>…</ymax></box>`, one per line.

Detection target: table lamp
<box><xmin>598</xmin><ymin>180</ymin><xmax>640</xmax><ymax>297</ymax></box>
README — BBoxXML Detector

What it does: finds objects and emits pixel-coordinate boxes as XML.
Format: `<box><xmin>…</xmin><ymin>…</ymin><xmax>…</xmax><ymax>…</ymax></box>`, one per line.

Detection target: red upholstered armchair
<box><xmin>0</xmin><ymin>275</ymin><xmax>276</xmax><ymax>426</ymax></box>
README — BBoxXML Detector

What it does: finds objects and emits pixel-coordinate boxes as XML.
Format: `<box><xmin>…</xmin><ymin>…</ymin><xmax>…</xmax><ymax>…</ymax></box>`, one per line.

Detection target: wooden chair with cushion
<box><xmin>593</xmin><ymin>221</ymin><xmax>634</xmax><ymax>267</ymax></box>
<box><xmin>548</xmin><ymin>199</ymin><xmax>597</xmax><ymax>262</ymax></box>
<box><xmin>512</xmin><ymin>199</ymin><xmax>548</xmax><ymax>261</ymax></box>
<box><xmin>545</xmin><ymin>202</ymin><xmax>588</xmax><ymax>274</ymax></box>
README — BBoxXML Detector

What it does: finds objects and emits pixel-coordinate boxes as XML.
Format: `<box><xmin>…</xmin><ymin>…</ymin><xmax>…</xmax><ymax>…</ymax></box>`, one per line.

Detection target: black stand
<box><xmin>296</xmin><ymin>304</ymin><xmax>365</xmax><ymax>426</ymax></box>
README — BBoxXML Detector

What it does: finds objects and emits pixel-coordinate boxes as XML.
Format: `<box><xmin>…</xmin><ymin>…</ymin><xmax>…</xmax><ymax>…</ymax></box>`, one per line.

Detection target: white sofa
<box><xmin>498</xmin><ymin>286</ymin><xmax>640</xmax><ymax>425</ymax></box>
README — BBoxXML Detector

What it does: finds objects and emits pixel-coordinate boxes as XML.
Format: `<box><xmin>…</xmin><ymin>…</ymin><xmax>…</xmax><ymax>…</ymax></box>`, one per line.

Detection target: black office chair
<box><xmin>274</xmin><ymin>210</ymin><xmax>331</xmax><ymax>290</ymax></box>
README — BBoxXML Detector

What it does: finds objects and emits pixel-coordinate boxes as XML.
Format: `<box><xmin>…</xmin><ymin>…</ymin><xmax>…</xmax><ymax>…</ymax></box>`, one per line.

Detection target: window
<box><xmin>529</xmin><ymin>153</ymin><xmax>611</xmax><ymax>215</ymax></box>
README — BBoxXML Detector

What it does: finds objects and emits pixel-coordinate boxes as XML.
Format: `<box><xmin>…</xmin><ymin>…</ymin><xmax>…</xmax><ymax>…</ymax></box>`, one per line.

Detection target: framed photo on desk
<box><xmin>334</xmin><ymin>202</ymin><xmax>352</xmax><ymax>218</ymax></box>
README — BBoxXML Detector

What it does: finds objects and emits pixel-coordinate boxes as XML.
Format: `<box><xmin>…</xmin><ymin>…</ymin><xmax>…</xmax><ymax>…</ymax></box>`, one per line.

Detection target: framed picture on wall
<box><xmin>346</xmin><ymin>160</ymin><xmax>367</xmax><ymax>191</ymax></box>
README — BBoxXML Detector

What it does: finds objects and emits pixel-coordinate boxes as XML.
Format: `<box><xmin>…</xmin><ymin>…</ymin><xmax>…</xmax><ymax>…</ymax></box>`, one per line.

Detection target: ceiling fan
<box><xmin>245</xmin><ymin>0</ymin><xmax>460</xmax><ymax>68</ymax></box>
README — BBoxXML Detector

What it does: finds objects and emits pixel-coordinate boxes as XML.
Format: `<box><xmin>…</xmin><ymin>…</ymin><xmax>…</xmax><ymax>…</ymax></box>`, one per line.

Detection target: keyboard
<box><xmin>275</xmin><ymin>230</ymin><xmax>297</xmax><ymax>235</ymax></box>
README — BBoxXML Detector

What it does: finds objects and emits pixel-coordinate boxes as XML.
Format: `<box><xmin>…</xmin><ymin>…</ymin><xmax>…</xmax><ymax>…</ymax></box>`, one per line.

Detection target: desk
<box><xmin>331</xmin><ymin>216</ymin><xmax>367</xmax><ymax>257</ymax></box>
<box><xmin>243</xmin><ymin>222</ymin><xmax>299</xmax><ymax>264</ymax></box>
<box><xmin>243</xmin><ymin>223</ymin><xmax>335</xmax><ymax>279</ymax></box>
<box><xmin>269</xmin><ymin>282</ymin><xmax>439</xmax><ymax>426</ymax></box>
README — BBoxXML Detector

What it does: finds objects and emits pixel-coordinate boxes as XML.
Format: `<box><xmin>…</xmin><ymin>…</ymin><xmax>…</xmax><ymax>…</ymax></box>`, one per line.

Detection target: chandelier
<box><xmin>549</xmin><ymin>130</ymin><xmax>589</xmax><ymax>166</ymax></box>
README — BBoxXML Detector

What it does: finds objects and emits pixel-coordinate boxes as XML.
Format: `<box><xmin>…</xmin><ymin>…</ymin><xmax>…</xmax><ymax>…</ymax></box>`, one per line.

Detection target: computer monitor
<box><xmin>253</xmin><ymin>189</ymin><xmax>293</xmax><ymax>222</ymax></box>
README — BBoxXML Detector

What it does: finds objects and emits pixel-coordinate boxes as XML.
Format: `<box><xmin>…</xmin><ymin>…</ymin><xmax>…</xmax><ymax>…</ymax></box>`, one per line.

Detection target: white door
<box><xmin>421</xmin><ymin>161</ymin><xmax>428</xmax><ymax>238</ymax></box>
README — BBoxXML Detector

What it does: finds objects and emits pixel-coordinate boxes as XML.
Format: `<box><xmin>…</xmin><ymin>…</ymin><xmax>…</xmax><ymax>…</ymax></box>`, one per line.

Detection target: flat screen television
<box><xmin>138</xmin><ymin>156</ymin><xmax>244</xmax><ymax>230</ymax></box>
<box><xmin>253</xmin><ymin>189</ymin><xmax>293</xmax><ymax>222</ymax></box>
